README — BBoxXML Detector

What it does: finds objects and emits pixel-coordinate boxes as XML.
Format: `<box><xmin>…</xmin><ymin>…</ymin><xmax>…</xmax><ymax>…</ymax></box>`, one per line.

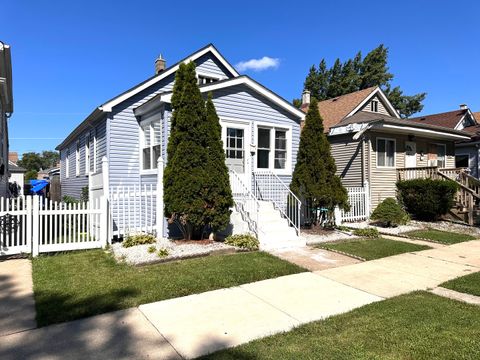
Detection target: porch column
<box><xmin>156</xmin><ymin>157</ymin><xmax>164</xmax><ymax>239</ymax></box>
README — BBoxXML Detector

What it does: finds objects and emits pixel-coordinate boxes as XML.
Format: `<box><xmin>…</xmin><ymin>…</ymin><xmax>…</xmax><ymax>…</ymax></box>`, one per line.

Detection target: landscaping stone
<box><xmin>111</xmin><ymin>238</ymin><xmax>238</xmax><ymax>265</ymax></box>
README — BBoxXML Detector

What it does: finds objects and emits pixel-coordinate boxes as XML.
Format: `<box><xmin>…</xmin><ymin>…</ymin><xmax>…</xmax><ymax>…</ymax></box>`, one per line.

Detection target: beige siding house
<box><xmin>302</xmin><ymin>87</ymin><xmax>470</xmax><ymax>211</ymax></box>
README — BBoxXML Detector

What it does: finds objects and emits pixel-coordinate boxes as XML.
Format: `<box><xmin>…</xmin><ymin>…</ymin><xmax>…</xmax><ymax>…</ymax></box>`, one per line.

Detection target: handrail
<box><xmin>253</xmin><ymin>171</ymin><xmax>301</xmax><ymax>235</ymax></box>
<box><xmin>229</xmin><ymin>170</ymin><xmax>259</xmax><ymax>236</ymax></box>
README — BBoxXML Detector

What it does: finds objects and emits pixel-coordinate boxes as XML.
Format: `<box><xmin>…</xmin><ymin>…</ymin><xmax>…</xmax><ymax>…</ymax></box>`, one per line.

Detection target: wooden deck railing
<box><xmin>396</xmin><ymin>166</ymin><xmax>440</xmax><ymax>181</ymax></box>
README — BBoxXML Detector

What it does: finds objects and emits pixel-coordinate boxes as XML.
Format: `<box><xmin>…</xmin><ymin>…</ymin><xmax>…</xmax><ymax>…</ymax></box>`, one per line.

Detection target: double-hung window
<box><xmin>65</xmin><ymin>149</ymin><xmax>70</xmax><ymax>178</ymax></box>
<box><xmin>436</xmin><ymin>144</ymin><xmax>446</xmax><ymax>168</ymax></box>
<box><xmin>377</xmin><ymin>138</ymin><xmax>395</xmax><ymax>167</ymax></box>
<box><xmin>141</xmin><ymin>119</ymin><xmax>161</xmax><ymax>171</ymax></box>
<box><xmin>257</xmin><ymin>127</ymin><xmax>289</xmax><ymax>171</ymax></box>
<box><xmin>85</xmin><ymin>133</ymin><xmax>90</xmax><ymax>175</ymax></box>
<box><xmin>75</xmin><ymin>141</ymin><xmax>80</xmax><ymax>176</ymax></box>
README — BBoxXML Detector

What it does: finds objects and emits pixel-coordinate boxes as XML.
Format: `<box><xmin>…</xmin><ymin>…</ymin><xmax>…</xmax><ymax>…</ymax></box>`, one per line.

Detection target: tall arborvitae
<box><xmin>163</xmin><ymin>62</ymin><xmax>210</xmax><ymax>240</ymax></box>
<box><xmin>203</xmin><ymin>93</ymin><xmax>233</xmax><ymax>233</ymax></box>
<box><xmin>290</xmin><ymin>97</ymin><xmax>348</xmax><ymax>225</ymax></box>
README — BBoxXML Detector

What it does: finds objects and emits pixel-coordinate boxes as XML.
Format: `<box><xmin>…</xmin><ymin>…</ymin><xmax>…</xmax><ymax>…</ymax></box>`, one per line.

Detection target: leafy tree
<box><xmin>40</xmin><ymin>151</ymin><xmax>60</xmax><ymax>168</ymax></box>
<box><xmin>164</xmin><ymin>62</ymin><xmax>232</xmax><ymax>240</ymax></box>
<box><xmin>25</xmin><ymin>169</ymin><xmax>38</xmax><ymax>181</ymax></box>
<box><xmin>290</xmin><ymin>97</ymin><xmax>349</xmax><ymax>226</ymax></box>
<box><xmin>296</xmin><ymin>44</ymin><xmax>426</xmax><ymax>118</ymax></box>
<box><xmin>18</xmin><ymin>151</ymin><xmax>60</xmax><ymax>171</ymax></box>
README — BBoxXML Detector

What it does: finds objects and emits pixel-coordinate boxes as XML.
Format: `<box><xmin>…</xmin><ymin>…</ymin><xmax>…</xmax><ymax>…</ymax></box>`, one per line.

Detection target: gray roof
<box><xmin>8</xmin><ymin>162</ymin><xmax>27</xmax><ymax>173</ymax></box>
<box><xmin>331</xmin><ymin>111</ymin><xmax>471</xmax><ymax>137</ymax></box>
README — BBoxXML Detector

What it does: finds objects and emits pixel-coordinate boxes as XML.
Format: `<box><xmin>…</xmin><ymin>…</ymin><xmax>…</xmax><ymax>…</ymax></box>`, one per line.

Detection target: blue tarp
<box><xmin>30</xmin><ymin>179</ymin><xmax>49</xmax><ymax>194</ymax></box>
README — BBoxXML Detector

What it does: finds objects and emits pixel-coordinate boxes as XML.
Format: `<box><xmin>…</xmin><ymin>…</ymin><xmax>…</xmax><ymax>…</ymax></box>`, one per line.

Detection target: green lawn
<box><xmin>319</xmin><ymin>237</ymin><xmax>431</xmax><ymax>260</ymax></box>
<box><xmin>441</xmin><ymin>272</ymin><xmax>480</xmax><ymax>297</ymax></box>
<box><xmin>32</xmin><ymin>250</ymin><xmax>305</xmax><ymax>327</ymax></box>
<box><xmin>405</xmin><ymin>228</ymin><xmax>476</xmax><ymax>244</ymax></box>
<box><xmin>204</xmin><ymin>292</ymin><xmax>480</xmax><ymax>359</ymax></box>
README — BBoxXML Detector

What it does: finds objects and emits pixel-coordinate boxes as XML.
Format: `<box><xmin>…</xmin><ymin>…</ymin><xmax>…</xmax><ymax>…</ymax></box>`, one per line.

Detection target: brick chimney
<box><xmin>302</xmin><ymin>90</ymin><xmax>311</xmax><ymax>105</ymax></box>
<box><xmin>8</xmin><ymin>152</ymin><xmax>18</xmax><ymax>164</ymax></box>
<box><xmin>155</xmin><ymin>54</ymin><xmax>166</xmax><ymax>74</ymax></box>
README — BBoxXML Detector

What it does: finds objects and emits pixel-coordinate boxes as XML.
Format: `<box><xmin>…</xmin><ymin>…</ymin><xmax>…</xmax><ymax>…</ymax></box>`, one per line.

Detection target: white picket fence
<box><xmin>340</xmin><ymin>183</ymin><xmax>370</xmax><ymax>222</ymax></box>
<box><xmin>0</xmin><ymin>196</ymin><xmax>107</xmax><ymax>257</ymax></box>
<box><xmin>110</xmin><ymin>184</ymin><xmax>158</xmax><ymax>238</ymax></box>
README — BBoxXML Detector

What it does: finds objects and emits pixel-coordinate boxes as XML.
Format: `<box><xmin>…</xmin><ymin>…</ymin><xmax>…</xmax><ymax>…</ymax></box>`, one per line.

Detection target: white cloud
<box><xmin>235</xmin><ymin>56</ymin><xmax>280</xmax><ymax>72</ymax></box>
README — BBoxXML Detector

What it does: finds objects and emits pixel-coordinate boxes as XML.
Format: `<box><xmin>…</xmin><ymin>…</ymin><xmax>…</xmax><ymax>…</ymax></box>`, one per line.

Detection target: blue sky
<box><xmin>3</xmin><ymin>0</ymin><xmax>480</xmax><ymax>156</ymax></box>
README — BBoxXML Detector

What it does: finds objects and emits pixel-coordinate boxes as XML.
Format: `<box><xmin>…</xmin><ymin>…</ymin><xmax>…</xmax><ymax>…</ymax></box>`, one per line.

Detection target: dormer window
<box><xmin>198</xmin><ymin>75</ymin><xmax>218</xmax><ymax>85</ymax></box>
<box><xmin>371</xmin><ymin>100</ymin><xmax>379</xmax><ymax>112</ymax></box>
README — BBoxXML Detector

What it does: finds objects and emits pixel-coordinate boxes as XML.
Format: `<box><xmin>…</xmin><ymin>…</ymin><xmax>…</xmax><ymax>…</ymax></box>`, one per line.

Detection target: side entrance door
<box><xmin>220</xmin><ymin>120</ymin><xmax>251</xmax><ymax>191</ymax></box>
<box><xmin>405</xmin><ymin>141</ymin><xmax>417</xmax><ymax>168</ymax></box>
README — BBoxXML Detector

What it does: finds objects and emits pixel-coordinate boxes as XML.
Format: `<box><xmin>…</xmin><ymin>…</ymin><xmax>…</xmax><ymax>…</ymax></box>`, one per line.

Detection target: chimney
<box><xmin>302</xmin><ymin>89</ymin><xmax>311</xmax><ymax>105</ymax></box>
<box><xmin>8</xmin><ymin>152</ymin><xmax>18</xmax><ymax>164</ymax></box>
<box><xmin>460</xmin><ymin>104</ymin><xmax>468</xmax><ymax>110</ymax></box>
<box><xmin>154</xmin><ymin>54</ymin><xmax>166</xmax><ymax>74</ymax></box>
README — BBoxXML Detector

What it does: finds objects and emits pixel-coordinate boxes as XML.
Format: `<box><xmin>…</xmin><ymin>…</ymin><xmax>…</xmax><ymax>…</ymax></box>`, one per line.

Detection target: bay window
<box><xmin>377</xmin><ymin>138</ymin><xmax>395</xmax><ymax>167</ymax></box>
<box><xmin>141</xmin><ymin>119</ymin><xmax>161</xmax><ymax>171</ymax></box>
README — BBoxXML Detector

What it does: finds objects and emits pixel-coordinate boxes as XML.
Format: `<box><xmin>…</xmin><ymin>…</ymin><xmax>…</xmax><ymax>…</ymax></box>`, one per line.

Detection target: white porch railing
<box><xmin>340</xmin><ymin>182</ymin><xmax>370</xmax><ymax>222</ymax></box>
<box><xmin>229</xmin><ymin>170</ymin><xmax>259</xmax><ymax>236</ymax></box>
<box><xmin>253</xmin><ymin>171</ymin><xmax>301</xmax><ymax>234</ymax></box>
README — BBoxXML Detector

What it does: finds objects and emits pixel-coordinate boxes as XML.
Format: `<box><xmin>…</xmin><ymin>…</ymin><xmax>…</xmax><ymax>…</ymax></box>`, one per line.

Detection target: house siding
<box><xmin>329</xmin><ymin>134</ymin><xmax>364</xmax><ymax>187</ymax></box>
<box><xmin>360</xmin><ymin>95</ymin><xmax>391</xmax><ymax>116</ymax></box>
<box><xmin>368</xmin><ymin>131</ymin><xmax>456</xmax><ymax>209</ymax></box>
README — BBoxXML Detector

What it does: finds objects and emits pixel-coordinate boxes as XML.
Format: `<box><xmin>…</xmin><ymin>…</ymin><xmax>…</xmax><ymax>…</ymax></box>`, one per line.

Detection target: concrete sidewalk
<box><xmin>1</xmin><ymin>240</ymin><xmax>479</xmax><ymax>359</ymax></box>
<box><xmin>0</xmin><ymin>258</ymin><xmax>36</xmax><ymax>337</ymax></box>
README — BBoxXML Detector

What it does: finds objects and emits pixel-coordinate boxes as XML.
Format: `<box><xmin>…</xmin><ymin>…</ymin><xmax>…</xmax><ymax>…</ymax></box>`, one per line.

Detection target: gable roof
<box><xmin>8</xmin><ymin>160</ymin><xmax>26</xmax><ymax>173</ymax></box>
<box><xmin>409</xmin><ymin>109</ymin><xmax>471</xmax><ymax>129</ymax></box>
<box><xmin>300</xmin><ymin>86</ymin><xmax>399</xmax><ymax>131</ymax></box>
<box><xmin>57</xmin><ymin>44</ymin><xmax>239</xmax><ymax>150</ymax></box>
<box><xmin>135</xmin><ymin>75</ymin><xmax>305</xmax><ymax>120</ymax></box>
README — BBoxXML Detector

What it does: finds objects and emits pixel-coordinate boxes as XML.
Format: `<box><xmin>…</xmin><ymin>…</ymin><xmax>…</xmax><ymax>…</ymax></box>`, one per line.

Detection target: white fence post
<box><xmin>102</xmin><ymin>157</ymin><xmax>110</xmax><ymax>199</ymax></box>
<box><xmin>100</xmin><ymin>195</ymin><xmax>108</xmax><ymax>248</ymax></box>
<box><xmin>31</xmin><ymin>196</ymin><xmax>39</xmax><ymax>257</ymax></box>
<box><xmin>156</xmin><ymin>157</ymin><xmax>164</xmax><ymax>239</ymax></box>
<box><xmin>101</xmin><ymin>156</ymin><xmax>111</xmax><ymax>242</ymax></box>
<box><xmin>334</xmin><ymin>206</ymin><xmax>342</xmax><ymax>226</ymax></box>
<box><xmin>364</xmin><ymin>180</ymin><xmax>370</xmax><ymax>217</ymax></box>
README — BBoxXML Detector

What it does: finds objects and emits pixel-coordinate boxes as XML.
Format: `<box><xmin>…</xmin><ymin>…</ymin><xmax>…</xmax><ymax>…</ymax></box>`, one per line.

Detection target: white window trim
<box><xmin>254</xmin><ymin>122</ymin><xmax>292</xmax><ymax>175</ymax></box>
<box><xmin>139</xmin><ymin>115</ymin><xmax>162</xmax><ymax>175</ymax></box>
<box><xmin>65</xmin><ymin>149</ymin><xmax>70</xmax><ymax>178</ymax></box>
<box><xmin>196</xmin><ymin>71</ymin><xmax>224</xmax><ymax>84</ymax></box>
<box><xmin>376</xmin><ymin>137</ymin><xmax>396</xmax><ymax>169</ymax></box>
<box><xmin>371</xmin><ymin>99</ymin><xmax>379</xmax><ymax>112</ymax></box>
<box><xmin>93</xmin><ymin>129</ymin><xmax>97</xmax><ymax>173</ymax></box>
<box><xmin>75</xmin><ymin>141</ymin><xmax>80</xmax><ymax>177</ymax></box>
<box><xmin>85</xmin><ymin>132</ymin><xmax>90</xmax><ymax>175</ymax></box>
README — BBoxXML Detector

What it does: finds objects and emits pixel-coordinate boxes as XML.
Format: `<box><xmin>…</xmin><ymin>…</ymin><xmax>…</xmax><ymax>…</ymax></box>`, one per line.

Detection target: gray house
<box><xmin>0</xmin><ymin>41</ymin><xmax>13</xmax><ymax>197</ymax></box>
<box><xmin>57</xmin><ymin>44</ymin><xmax>305</xmax><ymax>248</ymax></box>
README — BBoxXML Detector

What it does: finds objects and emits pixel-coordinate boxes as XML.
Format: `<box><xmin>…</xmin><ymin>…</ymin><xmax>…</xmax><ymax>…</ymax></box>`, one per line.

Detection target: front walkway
<box><xmin>0</xmin><ymin>258</ymin><xmax>36</xmax><ymax>337</ymax></box>
<box><xmin>1</xmin><ymin>241</ymin><xmax>479</xmax><ymax>360</ymax></box>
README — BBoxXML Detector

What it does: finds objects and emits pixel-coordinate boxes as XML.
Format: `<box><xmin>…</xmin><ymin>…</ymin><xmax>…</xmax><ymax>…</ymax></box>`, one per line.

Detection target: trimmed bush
<box><xmin>225</xmin><ymin>234</ymin><xmax>259</xmax><ymax>251</ymax></box>
<box><xmin>122</xmin><ymin>233</ymin><xmax>156</xmax><ymax>248</ymax></box>
<box><xmin>397</xmin><ymin>179</ymin><xmax>459</xmax><ymax>221</ymax></box>
<box><xmin>353</xmin><ymin>227</ymin><xmax>379</xmax><ymax>238</ymax></box>
<box><xmin>370</xmin><ymin>198</ymin><xmax>409</xmax><ymax>227</ymax></box>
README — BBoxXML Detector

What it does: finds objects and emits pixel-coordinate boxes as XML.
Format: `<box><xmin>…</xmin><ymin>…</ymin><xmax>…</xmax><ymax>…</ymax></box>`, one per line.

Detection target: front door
<box><xmin>405</xmin><ymin>141</ymin><xmax>416</xmax><ymax>168</ymax></box>
<box><xmin>221</xmin><ymin>120</ymin><xmax>251</xmax><ymax>191</ymax></box>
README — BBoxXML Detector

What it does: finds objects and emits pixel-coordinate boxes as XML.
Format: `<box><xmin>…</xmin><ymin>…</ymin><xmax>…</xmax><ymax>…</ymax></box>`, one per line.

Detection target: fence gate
<box><xmin>0</xmin><ymin>196</ymin><xmax>108</xmax><ymax>257</ymax></box>
<box><xmin>340</xmin><ymin>183</ymin><xmax>370</xmax><ymax>223</ymax></box>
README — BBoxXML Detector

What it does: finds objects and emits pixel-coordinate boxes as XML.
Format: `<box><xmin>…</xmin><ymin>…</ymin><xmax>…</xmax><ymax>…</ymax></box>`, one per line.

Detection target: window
<box><xmin>75</xmin><ymin>141</ymin><xmax>80</xmax><ymax>176</ymax></box>
<box><xmin>85</xmin><ymin>133</ymin><xmax>90</xmax><ymax>175</ymax></box>
<box><xmin>257</xmin><ymin>128</ymin><xmax>271</xmax><ymax>168</ymax></box>
<box><xmin>92</xmin><ymin>130</ymin><xmax>97</xmax><ymax>173</ymax></box>
<box><xmin>198</xmin><ymin>75</ymin><xmax>218</xmax><ymax>85</ymax></box>
<box><xmin>65</xmin><ymin>149</ymin><xmax>70</xmax><ymax>178</ymax></box>
<box><xmin>456</xmin><ymin>154</ymin><xmax>469</xmax><ymax>168</ymax></box>
<box><xmin>256</xmin><ymin>127</ymin><xmax>289</xmax><ymax>171</ymax></box>
<box><xmin>377</xmin><ymin>138</ymin><xmax>395</xmax><ymax>167</ymax></box>
<box><xmin>371</xmin><ymin>100</ymin><xmax>379</xmax><ymax>112</ymax></box>
<box><xmin>141</xmin><ymin>120</ymin><xmax>161</xmax><ymax>171</ymax></box>
<box><xmin>274</xmin><ymin>130</ymin><xmax>287</xmax><ymax>169</ymax></box>
<box><xmin>226</xmin><ymin>128</ymin><xmax>244</xmax><ymax>160</ymax></box>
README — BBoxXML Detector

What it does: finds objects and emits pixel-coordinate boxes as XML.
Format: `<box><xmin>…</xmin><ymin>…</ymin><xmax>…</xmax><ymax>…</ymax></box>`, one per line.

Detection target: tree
<box><xmin>25</xmin><ymin>169</ymin><xmax>38</xmax><ymax>181</ymax></box>
<box><xmin>202</xmin><ymin>93</ymin><xmax>234</xmax><ymax>233</ymax></box>
<box><xmin>297</xmin><ymin>45</ymin><xmax>426</xmax><ymax>118</ymax></box>
<box><xmin>290</xmin><ymin>97</ymin><xmax>349</xmax><ymax>226</ymax></box>
<box><xmin>40</xmin><ymin>151</ymin><xmax>60</xmax><ymax>168</ymax></box>
<box><xmin>163</xmin><ymin>62</ymin><xmax>232</xmax><ymax>240</ymax></box>
<box><xmin>18</xmin><ymin>151</ymin><xmax>60</xmax><ymax>171</ymax></box>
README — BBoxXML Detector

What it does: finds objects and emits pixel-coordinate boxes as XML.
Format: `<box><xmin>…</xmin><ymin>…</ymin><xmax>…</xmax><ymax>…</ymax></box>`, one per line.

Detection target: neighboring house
<box><xmin>57</xmin><ymin>44</ymin><xmax>305</xmax><ymax>247</ymax></box>
<box><xmin>300</xmin><ymin>87</ymin><xmax>471</xmax><ymax>209</ymax></box>
<box><xmin>8</xmin><ymin>160</ymin><xmax>26</xmax><ymax>196</ymax></box>
<box><xmin>0</xmin><ymin>41</ymin><xmax>13</xmax><ymax>197</ymax></box>
<box><xmin>409</xmin><ymin>106</ymin><xmax>480</xmax><ymax>177</ymax></box>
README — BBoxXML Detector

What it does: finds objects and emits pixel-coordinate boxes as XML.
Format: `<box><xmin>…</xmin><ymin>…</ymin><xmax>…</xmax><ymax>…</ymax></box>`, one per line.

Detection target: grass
<box><xmin>441</xmin><ymin>272</ymin><xmax>480</xmax><ymax>297</ymax></box>
<box><xmin>204</xmin><ymin>292</ymin><xmax>480</xmax><ymax>359</ymax></box>
<box><xmin>405</xmin><ymin>228</ymin><xmax>476</xmax><ymax>244</ymax></box>
<box><xmin>32</xmin><ymin>249</ymin><xmax>305</xmax><ymax>327</ymax></box>
<box><xmin>319</xmin><ymin>237</ymin><xmax>431</xmax><ymax>260</ymax></box>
